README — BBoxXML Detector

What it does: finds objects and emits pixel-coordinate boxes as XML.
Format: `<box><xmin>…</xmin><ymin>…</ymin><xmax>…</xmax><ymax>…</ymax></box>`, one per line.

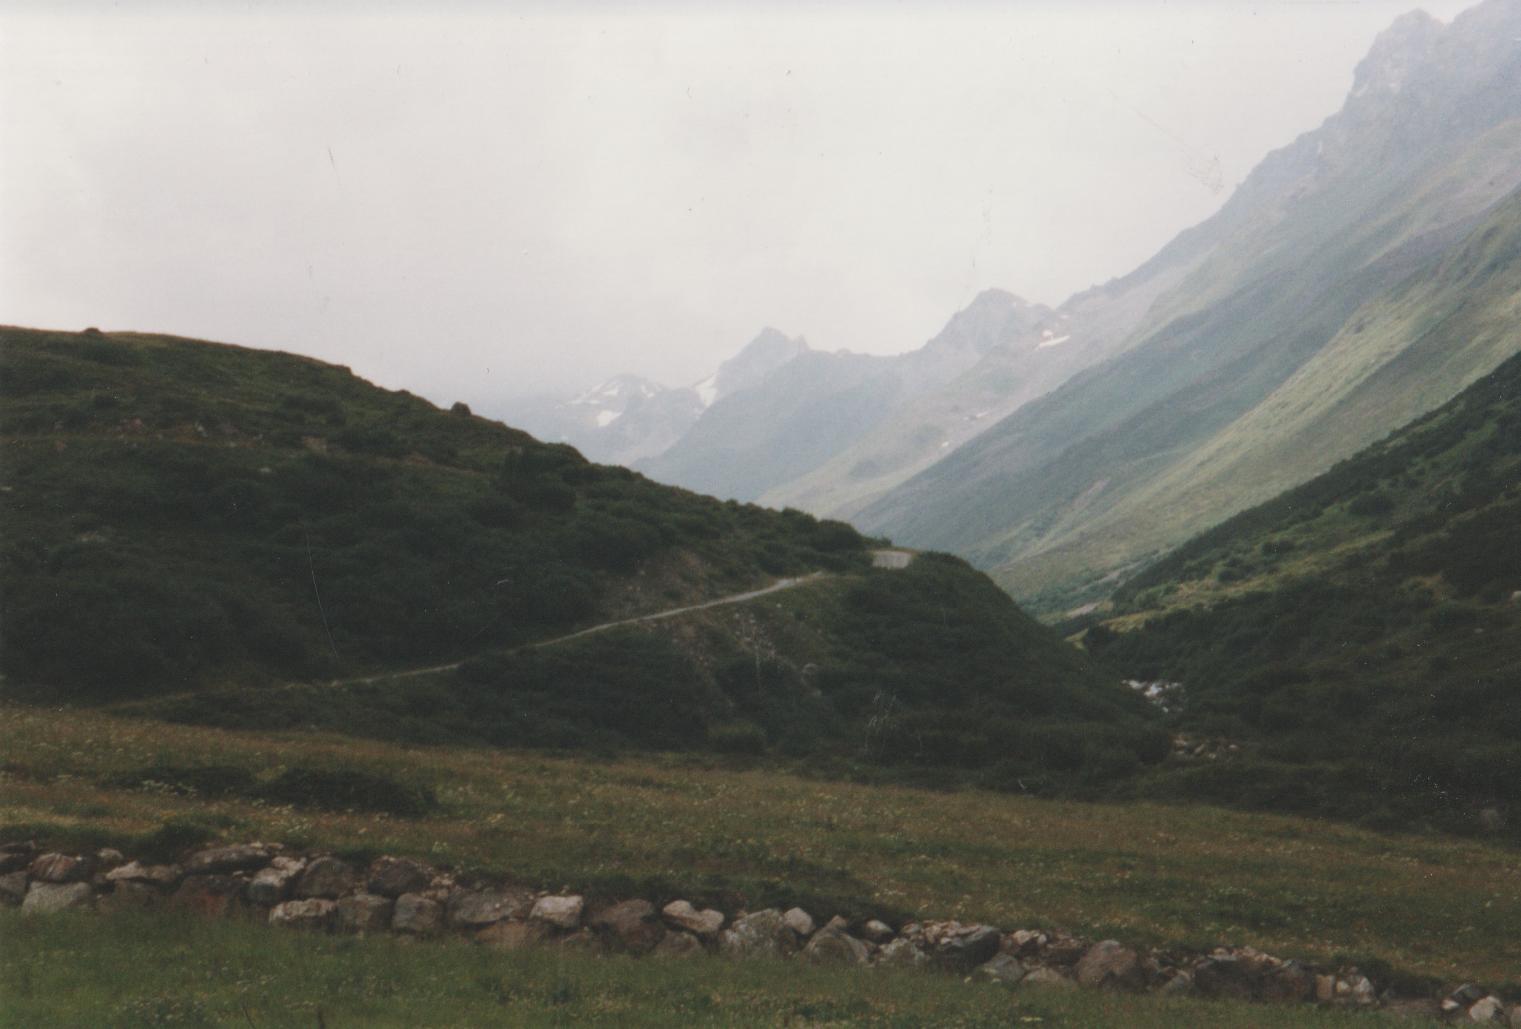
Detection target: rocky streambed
<box><xmin>3</xmin><ymin>839</ymin><xmax>1516</xmax><ymax>1024</ymax></box>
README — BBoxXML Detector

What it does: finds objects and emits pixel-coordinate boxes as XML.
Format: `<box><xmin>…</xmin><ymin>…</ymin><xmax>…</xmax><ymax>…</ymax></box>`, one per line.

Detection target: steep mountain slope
<box><xmin>639</xmin><ymin>291</ymin><xmax>1049</xmax><ymax>502</ymax></box>
<box><xmin>858</xmin><ymin>1</ymin><xmax>1521</xmax><ymax>613</ymax></box>
<box><xmin>1083</xmin><ymin>348</ymin><xmax>1521</xmax><ymax>835</ymax></box>
<box><xmin>0</xmin><ymin>326</ymin><xmax>1161</xmax><ymax>783</ymax></box>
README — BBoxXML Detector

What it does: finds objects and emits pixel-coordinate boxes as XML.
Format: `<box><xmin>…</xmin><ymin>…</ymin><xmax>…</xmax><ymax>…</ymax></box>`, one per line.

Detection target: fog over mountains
<box><xmin>522</xmin><ymin>0</ymin><xmax>1521</xmax><ymax>616</ymax></box>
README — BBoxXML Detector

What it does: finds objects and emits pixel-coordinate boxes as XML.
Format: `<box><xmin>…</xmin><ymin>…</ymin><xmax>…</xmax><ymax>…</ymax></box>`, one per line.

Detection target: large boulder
<box><xmin>861</xmin><ymin>919</ymin><xmax>895</xmax><ymax>944</ymax></box>
<box><xmin>21</xmin><ymin>881</ymin><xmax>94</xmax><ymax>914</ymax></box>
<box><xmin>781</xmin><ymin>907</ymin><xmax>815</xmax><ymax>938</ymax></box>
<box><xmin>105</xmin><ymin>861</ymin><xmax>182</xmax><ymax>889</ymax></box>
<box><xmin>246</xmin><ymin>857</ymin><xmax>305</xmax><ymax>905</ymax></box>
<box><xmin>367</xmin><ymin>856</ymin><xmax>433</xmax><ymax>898</ymax></box>
<box><xmin>1075</xmin><ymin>940</ymin><xmax>1144</xmax><ymax>991</ymax></box>
<box><xmin>391</xmin><ymin>893</ymin><xmax>443</xmax><ymax>934</ymax></box>
<box><xmin>802</xmin><ymin>926</ymin><xmax>871</xmax><ymax>965</ymax></box>
<box><xmin>295</xmin><ymin>856</ymin><xmax>354</xmax><ymax>900</ymax></box>
<box><xmin>923</xmin><ymin>921</ymin><xmax>1002</xmax><ymax>972</ymax></box>
<box><xmin>1468</xmin><ymin>996</ymin><xmax>1506</xmax><ymax>1023</ymax></box>
<box><xmin>972</xmin><ymin>953</ymin><xmax>1027</xmax><ymax>985</ymax></box>
<box><xmin>337</xmin><ymin>893</ymin><xmax>394</xmax><ymax>933</ymax></box>
<box><xmin>184</xmin><ymin>844</ymin><xmax>274</xmax><ymax>875</ymax></box>
<box><xmin>719</xmin><ymin>909</ymin><xmax>789</xmax><ymax>959</ymax></box>
<box><xmin>169</xmin><ymin>875</ymin><xmax>244</xmax><ymax>918</ymax></box>
<box><xmin>531</xmin><ymin>894</ymin><xmax>585</xmax><ymax>931</ymax></box>
<box><xmin>447</xmin><ymin>889</ymin><xmax>532</xmax><ymax>929</ymax></box>
<box><xmin>269</xmin><ymin>898</ymin><xmax>337</xmax><ymax>930</ymax></box>
<box><xmin>654</xmin><ymin>931</ymin><xmax>706</xmax><ymax>958</ymax></box>
<box><xmin>662</xmin><ymin>899</ymin><xmax>725</xmax><ymax>937</ymax></box>
<box><xmin>29</xmin><ymin>853</ymin><xmax>92</xmax><ymax>884</ymax></box>
<box><xmin>590</xmin><ymin>899</ymin><xmax>665</xmax><ymax>955</ymax></box>
<box><xmin>476</xmin><ymin>920</ymin><xmax>550</xmax><ymax>950</ymax></box>
<box><xmin>875</xmin><ymin>937</ymin><xmax>931</xmax><ymax>969</ymax></box>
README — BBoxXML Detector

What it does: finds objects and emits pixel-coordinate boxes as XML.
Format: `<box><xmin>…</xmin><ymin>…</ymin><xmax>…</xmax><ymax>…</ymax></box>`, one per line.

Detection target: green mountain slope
<box><xmin>857</xmin><ymin>4</ymin><xmax>1521</xmax><ymax>614</ymax></box>
<box><xmin>0</xmin><ymin>326</ymin><xmax>1161</xmax><ymax>786</ymax></box>
<box><xmin>1083</xmin><ymin>348</ymin><xmax>1521</xmax><ymax>836</ymax></box>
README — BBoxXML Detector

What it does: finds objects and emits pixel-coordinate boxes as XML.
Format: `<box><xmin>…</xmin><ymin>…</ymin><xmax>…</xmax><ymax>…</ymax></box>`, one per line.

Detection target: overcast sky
<box><xmin>1</xmin><ymin>0</ymin><xmax>1477</xmax><ymax>409</ymax></box>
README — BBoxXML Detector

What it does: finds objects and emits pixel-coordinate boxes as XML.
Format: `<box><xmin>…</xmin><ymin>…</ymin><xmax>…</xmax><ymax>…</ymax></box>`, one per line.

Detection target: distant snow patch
<box><xmin>594</xmin><ymin>410</ymin><xmax>620</xmax><ymax>428</ymax></box>
<box><xmin>1037</xmin><ymin>332</ymin><xmax>1071</xmax><ymax>349</ymax></box>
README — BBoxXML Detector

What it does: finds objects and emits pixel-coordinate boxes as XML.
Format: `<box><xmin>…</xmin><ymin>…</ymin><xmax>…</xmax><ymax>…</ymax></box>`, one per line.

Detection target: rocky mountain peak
<box><xmin>925</xmin><ymin>289</ymin><xmax>1051</xmax><ymax>356</ymax></box>
<box><xmin>1350</xmin><ymin>9</ymin><xmax>1442</xmax><ymax>100</ymax></box>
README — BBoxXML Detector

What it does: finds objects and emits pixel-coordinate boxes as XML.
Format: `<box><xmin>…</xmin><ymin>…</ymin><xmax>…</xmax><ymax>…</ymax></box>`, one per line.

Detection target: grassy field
<box><xmin>0</xmin><ymin>909</ymin><xmax>1437</xmax><ymax>1028</ymax></box>
<box><xmin>3</xmin><ymin>703</ymin><xmax>1518</xmax><ymax>989</ymax></box>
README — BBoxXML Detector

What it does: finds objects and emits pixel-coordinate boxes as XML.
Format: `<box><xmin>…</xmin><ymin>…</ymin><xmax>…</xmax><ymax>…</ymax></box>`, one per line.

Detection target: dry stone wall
<box><xmin>2</xmin><ymin>838</ymin><xmax>1517</xmax><ymax>1024</ymax></box>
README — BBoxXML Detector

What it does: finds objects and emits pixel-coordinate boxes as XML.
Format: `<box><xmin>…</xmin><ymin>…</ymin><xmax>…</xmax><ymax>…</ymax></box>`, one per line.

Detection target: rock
<box><xmin>781</xmin><ymin>906</ymin><xmax>815</xmax><ymax>938</ymax></box>
<box><xmin>802</xmin><ymin>926</ymin><xmax>871</xmax><ymax>965</ymax></box>
<box><xmin>476</xmin><ymin>920</ymin><xmax>549</xmax><ymax>950</ymax></box>
<box><xmin>824</xmin><ymin>915</ymin><xmax>850</xmax><ymax>933</ymax></box>
<box><xmin>925</xmin><ymin>923</ymin><xmax>1002</xmax><ymax>972</ymax></box>
<box><xmin>653</xmin><ymin>931</ymin><xmax>706</xmax><ymax>958</ymax></box>
<box><xmin>719</xmin><ymin>909</ymin><xmax>789</xmax><ymax>959</ymax></box>
<box><xmin>1160</xmin><ymin>970</ymin><xmax>1194</xmax><ymax>995</ymax></box>
<box><xmin>95</xmin><ymin>848</ymin><xmax>126</xmax><ymax>869</ymax></box>
<box><xmin>184</xmin><ymin>844</ymin><xmax>274</xmax><ymax>875</ymax></box>
<box><xmin>169</xmin><ymin>875</ymin><xmax>244</xmax><ymax>918</ymax></box>
<box><xmin>367</xmin><ymin>856</ymin><xmax>433</xmax><ymax>898</ymax></box>
<box><xmin>1468</xmin><ymin>996</ymin><xmax>1506</xmax><ymax>1023</ymax></box>
<box><xmin>1075</xmin><ymin>940</ymin><xmax>1144</xmax><ymax>992</ymax></box>
<box><xmin>270</xmin><ymin>898</ymin><xmax>337</xmax><ymax>930</ymax></box>
<box><xmin>29</xmin><ymin>852</ymin><xmax>91</xmax><ymax>883</ymax></box>
<box><xmin>391</xmin><ymin>893</ymin><xmax>443</xmax><ymax>934</ymax></box>
<box><xmin>972</xmin><ymin>953</ymin><xmax>1027</xmax><ymax>985</ymax></box>
<box><xmin>1316</xmin><ymin>974</ymin><xmax>1337</xmax><ymax>1004</ymax></box>
<box><xmin>556</xmin><ymin>929</ymin><xmax>603</xmax><ymax>954</ymax></box>
<box><xmin>448</xmin><ymin>889</ymin><xmax>532</xmax><ymax>929</ymax></box>
<box><xmin>246</xmin><ymin>857</ymin><xmax>305</xmax><ymax>905</ymax></box>
<box><xmin>337</xmin><ymin>892</ymin><xmax>394</xmax><ymax>934</ymax></box>
<box><xmin>98</xmin><ymin>881</ymin><xmax>161</xmax><ymax>913</ymax></box>
<box><xmin>861</xmin><ymin>919</ymin><xmax>895</xmax><ymax>944</ymax></box>
<box><xmin>1337</xmin><ymin>975</ymin><xmax>1376</xmax><ymax>1006</ymax></box>
<box><xmin>105</xmin><ymin>861</ymin><xmax>182</xmax><ymax>889</ymax></box>
<box><xmin>1042</xmin><ymin>934</ymin><xmax>1088</xmax><ymax>967</ymax></box>
<box><xmin>295</xmin><ymin>856</ymin><xmax>354</xmax><ymax>899</ymax></box>
<box><xmin>530</xmin><ymin>894</ymin><xmax>584</xmax><ymax>931</ymax></box>
<box><xmin>1508</xmin><ymin>1003</ymin><xmax>1521</xmax><ymax>1028</ymax></box>
<box><xmin>0</xmin><ymin>871</ymin><xmax>30</xmax><ymax>905</ymax></box>
<box><xmin>21</xmin><ymin>881</ymin><xmax>94</xmax><ymax>914</ymax></box>
<box><xmin>1006</xmin><ymin>929</ymin><xmax>1047</xmax><ymax>957</ymax></box>
<box><xmin>590</xmin><ymin>899</ymin><xmax>664</xmax><ymax>955</ymax></box>
<box><xmin>662</xmin><ymin>899</ymin><xmax>725</xmax><ymax>937</ymax></box>
<box><xmin>1023</xmin><ymin>967</ymin><xmax>1076</xmax><ymax>989</ymax></box>
<box><xmin>875</xmin><ymin>937</ymin><xmax>931</xmax><ymax>969</ymax></box>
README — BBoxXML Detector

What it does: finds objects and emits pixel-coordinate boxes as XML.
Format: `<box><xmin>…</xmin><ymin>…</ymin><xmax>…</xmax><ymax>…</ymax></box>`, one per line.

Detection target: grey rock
<box><xmin>556</xmin><ymin>929</ymin><xmax>603</xmax><ymax>954</ymax></box>
<box><xmin>391</xmin><ymin>893</ymin><xmax>443</xmax><ymax>934</ymax></box>
<box><xmin>1075</xmin><ymin>940</ymin><xmax>1144</xmax><ymax>991</ymax></box>
<box><xmin>105</xmin><ymin>861</ymin><xmax>182</xmax><ymax>889</ymax></box>
<box><xmin>269</xmin><ymin>898</ymin><xmax>337</xmax><ymax>930</ymax></box>
<box><xmin>719</xmin><ymin>909</ymin><xmax>789</xmax><ymax>959</ymax></box>
<box><xmin>1468</xmin><ymin>996</ymin><xmax>1506</xmax><ymax>1023</ymax></box>
<box><xmin>875</xmin><ymin>937</ymin><xmax>931</xmax><ymax>969</ymax></box>
<box><xmin>926</xmin><ymin>922</ymin><xmax>1002</xmax><ymax>972</ymax></box>
<box><xmin>184</xmin><ymin>844</ymin><xmax>274</xmax><ymax>875</ymax></box>
<box><xmin>21</xmin><ymin>881</ymin><xmax>94</xmax><ymax>914</ymax></box>
<box><xmin>653</xmin><ymin>930</ymin><xmax>706</xmax><ymax>958</ymax></box>
<box><xmin>246</xmin><ymin>858</ymin><xmax>305</xmax><ymax>905</ymax></box>
<box><xmin>662</xmin><ymin>899</ymin><xmax>725</xmax><ymax>937</ymax></box>
<box><xmin>1006</xmin><ymin>929</ymin><xmax>1047</xmax><ymax>957</ymax></box>
<box><xmin>802</xmin><ymin>926</ymin><xmax>870</xmax><ymax>965</ymax></box>
<box><xmin>295</xmin><ymin>856</ymin><xmax>354</xmax><ymax>899</ymax></box>
<box><xmin>781</xmin><ymin>907</ymin><xmax>816</xmax><ymax>938</ymax></box>
<box><xmin>861</xmin><ymin>919</ymin><xmax>895</xmax><ymax>944</ymax></box>
<box><xmin>337</xmin><ymin>892</ymin><xmax>393</xmax><ymax>933</ymax></box>
<box><xmin>29</xmin><ymin>852</ymin><xmax>91</xmax><ymax>883</ymax></box>
<box><xmin>1160</xmin><ymin>970</ymin><xmax>1195</xmax><ymax>995</ymax></box>
<box><xmin>590</xmin><ymin>899</ymin><xmax>664</xmax><ymax>955</ymax></box>
<box><xmin>448</xmin><ymin>889</ymin><xmax>532</xmax><ymax>929</ymax></box>
<box><xmin>367</xmin><ymin>856</ymin><xmax>433</xmax><ymax>898</ymax></box>
<box><xmin>1023</xmin><ymin>967</ymin><xmax>1076</xmax><ymax>989</ymax></box>
<box><xmin>972</xmin><ymin>953</ymin><xmax>1027</xmax><ymax>985</ymax></box>
<box><xmin>530</xmin><ymin>894</ymin><xmax>584</xmax><ymax>930</ymax></box>
<box><xmin>0</xmin><ymin>870</ymin><xmax>29</xmax><ymax>906</ymax></box>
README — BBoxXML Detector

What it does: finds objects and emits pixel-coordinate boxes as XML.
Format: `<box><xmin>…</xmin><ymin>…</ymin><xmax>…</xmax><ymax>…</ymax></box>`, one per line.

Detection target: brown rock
<box><xmin>476</xmin><ymin>919</ymin><xmax>550</xmax><ymax>950</ymax></box>
<box><xmin>556</xmin><ymin>929</ymin><xmax>604</xmax><ymax>954</ymax></box>
<box><xmin>590</xmin><ymin>899</ymin><xmax>665</xmax><ymax>955</ymax></box>
<box><xmin>170</xmin><ymin>874</ymin><xmax>244</xmax><ymax>918</ymax></box>
<box><xmin>1075</xmin><ymin>940</ymin><xmax>1144</xmax><ymax>991</ymax></box>
<box><xmin>21</xmin><ymin>881</ymin><xmax>94</xmax><ymax>914</ymax></box>
<box><xmin>367</xmin><ymin>856</ymin><xmax>433</xmax><ymax>898</ymax></box>
<box><xmin>270</xmin><ymin>898</ymin><xmax>338</xmax><ymax>930</ymax></box>
<box><xmin>662</xmin><ymin>899</ymin><xmax>725</xmax><ymax>937</ymax></box>
<box><xmin>105</xmin><ymin>861</ymin><xmax>182</xmax><ymax>889</ymax></box>
<box><xmin>337</xmin><ymin>892</ymin><xmax>394</xmax><ymax>933</ymax></box>
<box><xmin>29</xmin><ymin>853</ymin><xmax>92</xmax><ymax>884</ymax></box>
<box><xmin>295</xmin><ymin>856</ymin><xmax>355</xmax><ymax>900</ymax></box>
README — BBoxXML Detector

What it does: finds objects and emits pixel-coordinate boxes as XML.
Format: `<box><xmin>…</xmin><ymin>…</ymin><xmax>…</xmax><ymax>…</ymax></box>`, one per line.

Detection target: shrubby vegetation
<box><xmin>1088</xmin><ymin>351</ymin><xmax>1521</xmax><ymax>836</ymax></box>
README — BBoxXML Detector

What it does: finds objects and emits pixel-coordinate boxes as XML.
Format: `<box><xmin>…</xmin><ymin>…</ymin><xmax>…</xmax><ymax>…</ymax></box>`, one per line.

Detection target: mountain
<box><xmin>1082</xmin><ymin>346</ymin><xmax>1521</xmax><ymax>837</ymax></box>
<box><xmin>856</xmin><ymin>0</ymin><xmax>1521</xmax><ymax>615</ymax></box>
<box><xmin>0</xmin><ymin>325</ymin><xmax>1161</xmax><ymax>784</ymax></box>
<box><xmin>497</xmin><ymin>328</ymin><xmax>806</xmax><ymax>466</ymax></box>
<box><xmin>639</xmin><ymin>291</ymin><xmax>1051</xmax><ymax>502</ymax></box>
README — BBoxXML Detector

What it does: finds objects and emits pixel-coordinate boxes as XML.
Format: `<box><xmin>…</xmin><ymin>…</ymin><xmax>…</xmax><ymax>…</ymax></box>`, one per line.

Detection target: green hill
<box><xmin>1082</xmin><ymin>348</ymin><xmax>1521</xmax><ymax>837</ymax></box>
<box><xmin>0</xmin><ymin>326</ymin><xmax>1159</xmax><ymax>787</ymax></box>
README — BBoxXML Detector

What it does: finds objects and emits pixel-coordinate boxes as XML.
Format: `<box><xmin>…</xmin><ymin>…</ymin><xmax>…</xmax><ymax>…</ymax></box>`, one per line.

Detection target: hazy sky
<box><xmin>1</xmin><ymin>0</ymin><xmax>1477</xmax><ymax>409</ymax></box>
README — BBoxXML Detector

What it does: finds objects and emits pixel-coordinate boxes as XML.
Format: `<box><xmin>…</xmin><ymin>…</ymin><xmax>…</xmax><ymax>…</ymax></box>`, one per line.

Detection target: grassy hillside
<box><xmin>1083</xmin><ymin>348</ymin><xmax>1521</xmax><ymax>836</ymax></box>
<box><xmin>0</xmin><ymin>325</ymin><xmax>1161</xmax><ymax>785</ymax></box>
<box><xmin>5</xmin><ymin>705</ymin><xmax>1519</xmax><ymax>985</ymax></box>
<box><xmin>856</xmin><ymin>12</ymin><xmax>1521</xmax><ymax>614</ymax></box>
